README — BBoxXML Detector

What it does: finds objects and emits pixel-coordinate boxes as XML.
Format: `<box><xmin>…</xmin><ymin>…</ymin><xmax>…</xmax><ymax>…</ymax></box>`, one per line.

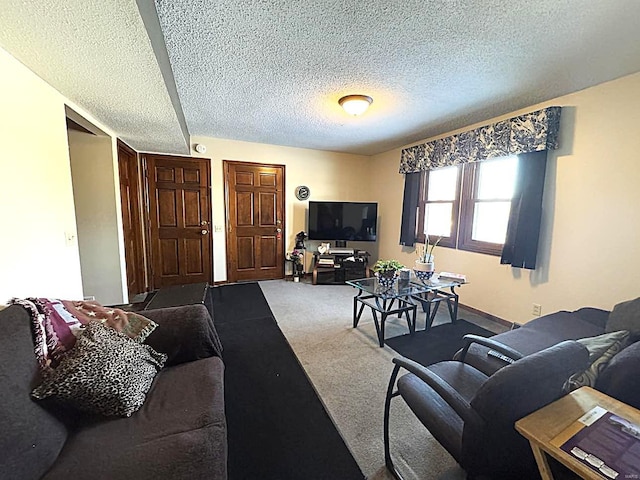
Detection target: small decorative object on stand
<box><xmin>414</xmin><ymin>236</ymin><xmax>441</xmax><ymax>282</ymax></box>
<box><xmin>286</xmin><ymin>249</ymin><xmax>305</xmax><ymax>282</ymax></box>
<box><xmin>294</xmin><ymin>231</ymin><xmax>307</xmax><ymax>250</ymax></box>
<box><xmin>317</xmin><ymin>242</ymin><xmax>331</xmax><ymax>254</ymax></box>
<box><xmin>372</xmin><ymin>259</ymin><xmax>405</xmax><ymax>291</ymax></box>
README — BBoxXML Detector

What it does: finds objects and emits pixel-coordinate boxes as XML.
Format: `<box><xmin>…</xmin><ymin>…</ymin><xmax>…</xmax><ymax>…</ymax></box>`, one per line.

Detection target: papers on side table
<box><xmin>551</xmin><ymin>406</ymin><xmax>640</xmax><ymax>479</ymax></box>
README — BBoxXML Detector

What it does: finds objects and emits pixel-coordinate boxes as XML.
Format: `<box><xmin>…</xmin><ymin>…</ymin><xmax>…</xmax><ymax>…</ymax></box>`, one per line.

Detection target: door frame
<box><xmin>223</xmin><ymin>160</ymin><xmax>286</xmax><ymax>283</ymax></box>
<box><xmin>141</xmin><ymin>153</ymin><xmax>214</xmax><ymax>289</ymax></box>
<box><xmin>117</xmin><ymin>140</ymin><xmax>148</xmax><ymax>296</ymax></box>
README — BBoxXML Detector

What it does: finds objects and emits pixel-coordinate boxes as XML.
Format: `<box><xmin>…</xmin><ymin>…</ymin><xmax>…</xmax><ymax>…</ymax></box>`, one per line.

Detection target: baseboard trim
<box><xmin>213</xmin><ymin>275</ymin><xmax>307</xmax><ymax>286</ymax></box>
<box><xmin>458</xmin><ymin>302</ymin><xmax>515</xmax><ymax>329</ymax></box>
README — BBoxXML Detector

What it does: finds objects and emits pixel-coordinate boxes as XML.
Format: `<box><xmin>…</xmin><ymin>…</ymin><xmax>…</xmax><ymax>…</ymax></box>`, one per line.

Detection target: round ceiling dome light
<box><xmin>339</xmin><ymin>94</ymin><xmax>373</xmax><ymax>116</ymax></box>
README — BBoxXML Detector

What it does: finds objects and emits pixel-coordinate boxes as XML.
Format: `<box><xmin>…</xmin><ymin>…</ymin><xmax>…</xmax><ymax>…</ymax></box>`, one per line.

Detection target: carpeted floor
<box><xmin>259</xmin><ymin>279</ymin><xmax>509</xmax><ymax>480</ymax></box>
<box><xmin>210</xmin><ymin>283</ymin><xmax>365</xmax><ymax>480</ymax></box>
<box><xmin>385</xmin><ymin>319</ymin><xmax>493</xmax><ymax>367</ymax></box>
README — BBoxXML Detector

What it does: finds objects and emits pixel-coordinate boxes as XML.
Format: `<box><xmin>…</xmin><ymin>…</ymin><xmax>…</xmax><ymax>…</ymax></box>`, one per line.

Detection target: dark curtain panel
<box><xmin>500</xmin><ymin>150</ymin><xmax>548</xmax><ymax>269</ymax></box>
<box><xmin>399</xmin><ymin>172</ymin><xmax>421</xmax><ymax>246</ymax></box>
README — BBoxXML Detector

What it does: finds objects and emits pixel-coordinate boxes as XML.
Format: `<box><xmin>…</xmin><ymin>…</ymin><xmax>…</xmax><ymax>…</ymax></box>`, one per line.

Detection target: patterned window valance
<box><xmin>399</xmin><ymin>106</ymin><xmax>561</xmax><ymax>174</ymax></box>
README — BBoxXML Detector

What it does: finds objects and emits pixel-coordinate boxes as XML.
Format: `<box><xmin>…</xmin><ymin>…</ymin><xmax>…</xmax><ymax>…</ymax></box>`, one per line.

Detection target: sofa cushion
<box><xmin>32</xmin><ymin>322</ymin><xmax>166</xmax><ymax>417</ymax></box>
<box><xmin>463</xmin><ymin>310</ymin><xmax>606</xmax><ymax>376</ymax></box>
<box><xmin>564</xmin><ymin>330</ymin><xmax>630</xmax><ymax>391</ymax></box>
<box><xmin>42</xmin><ymin>356</ymin><xmax>227</xmax><ymax>480</ymax></box>
<box><xmin>596</xmin><ymin>340</ymin><xmax>640</xmax><ymax>409</ymax></box>
<box><xmin>606</xmin><ymin>297</ymin><xmax>640</xmax><ymax>338</ymax></box>
<box><xmin>0</xmin><ymin>306</ymin><xmax>68</xmax><ymax>480</ymax></box>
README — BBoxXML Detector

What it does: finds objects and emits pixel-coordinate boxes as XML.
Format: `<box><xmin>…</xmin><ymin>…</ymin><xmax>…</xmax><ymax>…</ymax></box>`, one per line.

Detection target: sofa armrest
<box><xmin>392</xmin><ymin>357</ymin><xmax>482</xmax><ymax>425</ymax></box>
<box><xmin>471</xmin><ymin>340</ymin><xmax>589</xmax><ymax>424</ymax></box>
<box><xmin>455</xmin><ymin>334</ymin><xmax>524</xmax><ymax>363</ymax></box>
<box><xmin>143</xmin><ymin>304</ymin><xmax>223</xmax><ymax>365</ymax></box>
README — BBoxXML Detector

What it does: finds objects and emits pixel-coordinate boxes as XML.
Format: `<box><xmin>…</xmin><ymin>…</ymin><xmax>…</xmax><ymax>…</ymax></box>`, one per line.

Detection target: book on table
<box><xmin>550</xmin><ymin>405</ymin><xmax>640</xmax><ymax>479</ymax></box>
<box><xmin>437</xmin><ymin>272</ymin><xmax>467</xmax><ymax>283</ymax></box>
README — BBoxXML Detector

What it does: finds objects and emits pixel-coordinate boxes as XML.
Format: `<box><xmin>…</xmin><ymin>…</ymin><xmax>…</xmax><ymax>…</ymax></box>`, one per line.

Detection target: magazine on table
<box><xmin>551</xmin><ymin>406</ymin><xmax>640</xmax><ymax>479</ymax></box>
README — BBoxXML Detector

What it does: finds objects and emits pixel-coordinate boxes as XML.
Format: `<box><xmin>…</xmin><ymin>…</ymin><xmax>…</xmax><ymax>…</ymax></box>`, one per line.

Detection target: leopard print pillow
<box><xmin>32</xmin><ymin>322</ymin><xmax>167</xmax><ymax>417</ymax></box>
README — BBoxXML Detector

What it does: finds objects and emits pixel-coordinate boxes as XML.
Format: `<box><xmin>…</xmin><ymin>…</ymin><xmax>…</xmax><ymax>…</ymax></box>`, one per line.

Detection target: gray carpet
<box><xmin>259</xmin><ymin>280</ymin><xmax>508</xmax><ymax>480</ymax></box>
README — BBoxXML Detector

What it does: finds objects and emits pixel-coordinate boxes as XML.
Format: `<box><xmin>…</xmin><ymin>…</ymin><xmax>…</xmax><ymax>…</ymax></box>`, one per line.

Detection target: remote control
<box><xmin>487</xmin><ymin>349</ymin><xmax>515</xmax><ymax>364</ymax></box>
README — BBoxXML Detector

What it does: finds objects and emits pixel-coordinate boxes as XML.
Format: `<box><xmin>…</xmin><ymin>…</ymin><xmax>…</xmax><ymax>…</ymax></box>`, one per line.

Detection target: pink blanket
<box><xmin>10</xmin><ymin>297</ymin><xmax>156</xmax><ymax>370</ymax></box>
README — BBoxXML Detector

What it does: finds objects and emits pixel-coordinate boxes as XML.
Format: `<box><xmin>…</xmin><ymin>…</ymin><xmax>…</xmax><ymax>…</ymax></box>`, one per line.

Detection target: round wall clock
<box><xmin>295</xmin><ymin>185</ymin><xmax>311</xmax><ymax>201</ymax></box>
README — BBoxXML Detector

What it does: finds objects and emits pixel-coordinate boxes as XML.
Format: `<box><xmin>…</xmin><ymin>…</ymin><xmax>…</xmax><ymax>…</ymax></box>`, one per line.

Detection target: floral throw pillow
<box><xmin>32</xmin><ymin>322</ymin><xmax>167</xmax><ymax>417</ymax></box>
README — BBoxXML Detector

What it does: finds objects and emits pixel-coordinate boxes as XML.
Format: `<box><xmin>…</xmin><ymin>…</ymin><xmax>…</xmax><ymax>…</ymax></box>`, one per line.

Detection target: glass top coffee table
<box><xmin>346</xmin><ymin>276</ymin><xmax>465</xmax><ymax>347</ymax></box>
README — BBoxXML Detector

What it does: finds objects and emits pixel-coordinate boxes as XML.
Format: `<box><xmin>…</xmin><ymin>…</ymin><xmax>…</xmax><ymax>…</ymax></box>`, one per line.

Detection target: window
<box><xmin>416</xmin><ymin>165</ymin><xmax>460</xmax><ymax>248</ymax></box>
<box><xmin>417</xmin><ymin>156</ymin><xmax>519</xmax><ymax>256</ymax></box>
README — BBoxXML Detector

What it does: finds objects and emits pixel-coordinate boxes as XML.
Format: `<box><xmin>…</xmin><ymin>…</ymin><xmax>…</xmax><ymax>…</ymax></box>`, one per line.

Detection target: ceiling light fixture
<box><xmin>339</xmin><ymin>94</ymin><xmax>373</xmax><ymax>116</ymax></box>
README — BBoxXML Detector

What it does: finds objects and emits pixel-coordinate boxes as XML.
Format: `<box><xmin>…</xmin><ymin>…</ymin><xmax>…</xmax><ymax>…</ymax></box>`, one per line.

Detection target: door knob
<box><xmin>276</xmin><ymin>228</ymin><xmax>282</xmax><ymax>233</ymax></box>
<box><xmin>201</xmin><ymin>229</ymin><xmax>209</xmax><ymax>235</ymax></box>
<box><xmin>201</xmin><ymin>220</ymin><xmax>209</xmax><ymax>226</ymax></box>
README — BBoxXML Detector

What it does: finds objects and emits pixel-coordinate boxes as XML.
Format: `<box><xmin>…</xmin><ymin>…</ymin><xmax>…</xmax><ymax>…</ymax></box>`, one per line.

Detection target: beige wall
<box><xmin>371</xmin><ymin>72</ymin><xmax>640</xmax><ymax>324</ymax></box>
<box><xmin>0</xmin><ymin>47</ymin><xmax>126</xmax><ymax>304</ymax></box>
<box><xmin>0</xmin><ymin>48</ymin><xmax>84</xmax><ymax>302</ymax></box>
<box><xmin>190</xmin><ymin>136</ymin><xmax>375</xmax><ymax>281</ymax></box>
<box><xmin>68</xmin><ymin>130</ymin><xmax>124</xmax><ymax>305</ymax></box>
<box><xmin>4</xmin><ymin>38</ymin><xmax>638</xmax><ymax>318</ymax></box>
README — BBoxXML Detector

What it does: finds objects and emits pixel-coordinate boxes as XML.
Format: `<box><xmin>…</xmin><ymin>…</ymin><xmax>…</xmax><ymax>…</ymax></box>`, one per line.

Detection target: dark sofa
<box><xmin>386</xmin><ymin>305</ymin><xmax>640</xmax><ymax>479</ymax></box>
<box><xmin>460</xmin><ymin>306</ymin><xmax>640</xmax><ymax>408</ymax></box>
<box><xmin>0</xmin><ymin>303</ymin><xmax>227</xmax><ymax>480</ymax></box>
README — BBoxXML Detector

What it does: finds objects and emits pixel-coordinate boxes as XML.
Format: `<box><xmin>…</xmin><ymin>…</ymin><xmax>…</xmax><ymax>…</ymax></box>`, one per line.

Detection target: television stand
<box><xmin>312</xmin><ymin>251</ymin><xmax>370</xmax><ymax>285</ymax></box>
<box><xmin>329</xmin><ymin>247</ymin><xmax>354</xmax><ymax>255</ymax></box>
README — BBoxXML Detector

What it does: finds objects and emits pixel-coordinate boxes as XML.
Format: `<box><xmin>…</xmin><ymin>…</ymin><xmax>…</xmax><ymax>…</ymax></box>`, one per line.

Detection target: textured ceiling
<box><xmin>0</xmin><ymin>0</ymin><xmax>188</xmax><ymax>154</ymax></box>
<box><xmin>155</xmin><ymin>0</ymin><xmax>640</xmax><ymax>155</ymax></box>
<box><xmin>2</xmin><ymin>1</ymin><xmax>640</xmax><ymax>156</ymax></box>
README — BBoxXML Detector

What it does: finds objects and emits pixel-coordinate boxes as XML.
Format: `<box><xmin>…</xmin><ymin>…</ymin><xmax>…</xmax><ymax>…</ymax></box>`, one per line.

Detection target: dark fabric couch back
<box><xmin>0</xmin><ymin>305</ymin><xmax>68</xmax><ymax>480</ymax></box>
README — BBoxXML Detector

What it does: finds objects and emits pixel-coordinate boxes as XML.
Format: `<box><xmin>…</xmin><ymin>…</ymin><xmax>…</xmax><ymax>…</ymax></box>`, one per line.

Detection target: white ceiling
<box><xmin>2</xmin><ymin>1</ymin><xmax>640</xmax><ymax>156</ymax></box>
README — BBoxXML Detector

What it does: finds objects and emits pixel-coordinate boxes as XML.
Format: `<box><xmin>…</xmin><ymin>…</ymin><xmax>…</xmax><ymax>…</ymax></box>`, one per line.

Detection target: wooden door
<box><xmin>117</xmin><ymin>140</ymin><xmax>147</xmax><ymax>297</ymax></box>
<box><xmin>224</xmin><ymin>161</ymin><xmax>285</xmax><ymax>282</ymax></box>
<box><xmin>144</xmin><ymin>154</ymin><xmax>213</xmax><ymax>288</ymax></box>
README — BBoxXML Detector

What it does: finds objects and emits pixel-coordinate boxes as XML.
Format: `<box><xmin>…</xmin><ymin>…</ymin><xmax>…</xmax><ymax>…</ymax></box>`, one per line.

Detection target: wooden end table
<box><xmin>516</xmin><ymin>386</ymin><xmax>640</xmax><ymax>480</ymax></box>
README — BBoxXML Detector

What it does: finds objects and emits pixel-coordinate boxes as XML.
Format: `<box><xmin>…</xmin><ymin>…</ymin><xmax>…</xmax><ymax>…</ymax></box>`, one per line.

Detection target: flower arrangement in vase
<box><xmin>372</xmin><ymin>259</ymin><xmax>405</xmax><ymax>290</ymax></box>
<box><xmin>286</xmin><ymin>249</ymin><xmax>305</xmax><ymax>282</ymax></box>
<box><xmin>414</xmin><ymin>236</ymin><xmax>441</xmax><ymax>282</ymax></box>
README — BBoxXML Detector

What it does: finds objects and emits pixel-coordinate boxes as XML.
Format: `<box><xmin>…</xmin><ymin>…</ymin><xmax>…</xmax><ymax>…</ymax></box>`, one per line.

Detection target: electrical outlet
<box><xmin>214</xmin><ymin>225</ymin><xmax>223</xmax><ymax>233</ymax></box>
<box><xmin>532</xmin><ymin>303</ymin><xmax>542</xmax><ymax>316</ymax></box>
<box><xmin>84</xmin><ymin>295</ymin><xmax>96</xmax><ymax>301</ymax></box>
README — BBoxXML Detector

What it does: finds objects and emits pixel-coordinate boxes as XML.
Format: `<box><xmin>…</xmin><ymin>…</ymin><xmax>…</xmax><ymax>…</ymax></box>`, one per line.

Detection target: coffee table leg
<box><xmin>353</xmin><ymin>293</ymin><xmax>366</xmax><ymax>328</ymax></box>
<box><xmin>426</xmin><ymin>301</ymin><xmax>441</xmax><ymax>330</ymax></box>
<box><xmin>411</xmin><ymin>305</ymin><xmax>417</xmax><ymax>334</ymax></box>
<box><xmin>402</xmin><ymin>301</ymin><xmax>416</xmax><ymax>335</ymax></box>
<box><xmin>371</xmin><ymin>309</ymin><xmax>385</xmax><ymax>347</ymax></box>
<box><xmin>424</xmin><ymin>298</ymin><xmax>431</xmax><ymax>329</ymax></box>
<box><xmin>441</xmin><ymin>287</ymin><xmax>460</xmax><ymax>324</ymax></box>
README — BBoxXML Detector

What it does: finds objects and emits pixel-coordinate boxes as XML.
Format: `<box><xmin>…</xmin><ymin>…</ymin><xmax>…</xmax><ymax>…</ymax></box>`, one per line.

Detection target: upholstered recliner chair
<box><xmin>384</xmin><ymin>336</ymin><xmax>589</xmax><ymax>479</ymax></box>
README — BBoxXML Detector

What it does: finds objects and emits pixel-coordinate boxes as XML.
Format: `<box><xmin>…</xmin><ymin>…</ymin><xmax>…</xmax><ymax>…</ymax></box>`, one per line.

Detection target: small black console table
<box><xmin>144</xmin><ymin>282</ymin><xmax>209</xmax><ymax>310</ymax></box>
<box><xmin>312</xmin><ymin>250</ymin><xmax>370</xmax><ymax>285</ymax></box>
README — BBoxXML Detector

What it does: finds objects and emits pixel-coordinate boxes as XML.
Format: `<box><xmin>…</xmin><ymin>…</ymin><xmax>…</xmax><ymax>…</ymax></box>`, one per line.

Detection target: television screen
<box><xmin>308</xmin><ymin>201</ymin><xmax>377</xmax><ymax>241</ymax></box>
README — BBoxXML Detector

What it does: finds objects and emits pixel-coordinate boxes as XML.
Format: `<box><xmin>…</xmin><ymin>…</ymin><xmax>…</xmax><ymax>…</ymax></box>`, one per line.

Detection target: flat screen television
<box><xmin>308</xmin><ymin>201</ymin><xmax>377</xmax><ymax>242</ymax></box>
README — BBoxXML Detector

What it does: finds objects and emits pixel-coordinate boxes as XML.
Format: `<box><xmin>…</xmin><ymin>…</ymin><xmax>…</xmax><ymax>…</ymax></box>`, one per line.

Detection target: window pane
<box><xmin>472</xmin><ymin>202</ymin><xmax>511</xmax><ymax>243</ymax></box>
<box><xmin>477</xmin><ymin>156</ymin><xmax>518</xmax><ymax>200</ymax></box>
<box><xmin>427</xmin><ymin>166</ymin><xmax>458</xmax><ymax>201</ymax></box>
<box><xmin>424</xmin><ymin>203</ymin><xmax>452</xmax><ymax>237</ymax></box>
